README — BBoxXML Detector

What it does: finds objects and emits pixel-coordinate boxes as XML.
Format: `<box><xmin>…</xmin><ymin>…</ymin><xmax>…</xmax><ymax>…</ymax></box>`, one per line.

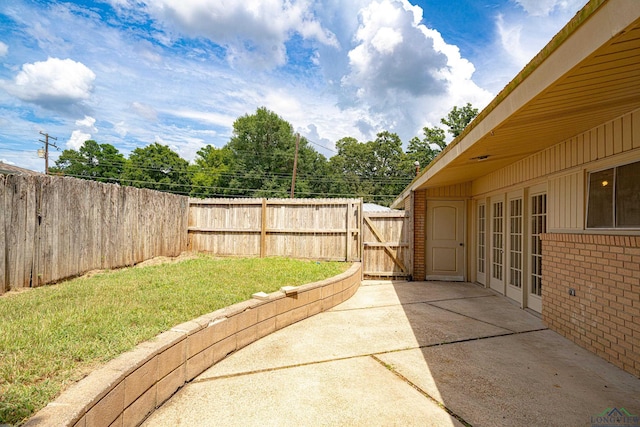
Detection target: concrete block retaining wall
<box><xmin>25</xmin><ymin>263</ymin><xmax>362</xmax><ymax>427</ymax></box>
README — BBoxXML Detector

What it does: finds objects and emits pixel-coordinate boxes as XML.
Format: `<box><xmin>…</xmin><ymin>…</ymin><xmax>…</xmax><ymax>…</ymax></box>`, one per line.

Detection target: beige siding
<box><xmin>425</xmin><ymin>182</ymin><xmax>472</xmax><ymax>198</ymax></box>
<box><xmin>548</xmin><ymin>171</ymin><xmax>584</xmax><ymax>231</ymax></box>
<box><xmin>473</xmin><ymin>109</ymin><xmax>640</xmax><ymax>196</ymax></box>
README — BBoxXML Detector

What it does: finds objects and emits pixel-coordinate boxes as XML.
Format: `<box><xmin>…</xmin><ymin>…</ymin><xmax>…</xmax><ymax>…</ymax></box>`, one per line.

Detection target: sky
<box><xmin>0</xmin><ymin>0</ymin><xmax>588</xmax><ymax>172</ymax></box>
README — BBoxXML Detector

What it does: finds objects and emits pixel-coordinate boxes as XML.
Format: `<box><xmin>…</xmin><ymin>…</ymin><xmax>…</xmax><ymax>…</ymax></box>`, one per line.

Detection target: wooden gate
<box><xmin>362</xmin><ymin>211</ymin><xmax>412</xmax><ymax>279</ymax></box>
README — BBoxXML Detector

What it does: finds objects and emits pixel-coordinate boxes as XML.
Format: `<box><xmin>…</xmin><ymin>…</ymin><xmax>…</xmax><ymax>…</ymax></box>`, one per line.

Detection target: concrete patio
<box><xmin>143</xmin><ymin>280</ymin><xmax>640</xmax><ymax>426</ymax></box>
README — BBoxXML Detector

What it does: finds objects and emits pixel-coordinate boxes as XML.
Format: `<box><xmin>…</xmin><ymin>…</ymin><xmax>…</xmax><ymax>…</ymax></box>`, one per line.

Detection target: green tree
<box><xmin>224</xmin><ymin>107</ymin><xmax>329</xmax><ymax>198</ymax></box>
<box><xmin>50</xmin><ymin>140</ymin><xmax>125</xmax><ymax>183</ymax></box>
<box><xmin>406</xmin><ymin>126</ymin><xmax>446</xmax><ymax>169</ymax></box>
<box><xmin>189</xmin><ymin>145</ymin><xmax>234</xmax><ymax>198</ymax></box>
<box><xmin>121</xmin><ymin>143</ymin><xmax>190</xmax><ymax>193</ymax></box>
<box><xmin>440</xmin><ymin>102</ymin><xmax>479</xmax><ymax>137</ymax></box>
<box><xmin>328</xmin><ymin>132</ymin><xmax>412</xmax><ymax>205</ymax></box>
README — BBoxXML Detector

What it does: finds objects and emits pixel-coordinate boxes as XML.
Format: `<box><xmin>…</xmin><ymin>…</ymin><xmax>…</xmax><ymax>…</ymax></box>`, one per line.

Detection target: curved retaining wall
<box><xmin>25</xmin><ymin>263</ymin><xmax>361</xmax><ymax>427</ymax></box>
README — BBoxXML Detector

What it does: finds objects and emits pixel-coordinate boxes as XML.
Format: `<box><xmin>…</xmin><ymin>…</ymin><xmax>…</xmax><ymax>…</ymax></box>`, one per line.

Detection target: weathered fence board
<box><xmin>0</xmin><ymin>175</ymin><xmax>6</xmax><ymax>292</ymax></box>
<box><xmin>362</xmin><ymin>210</ymin><xmax>413</xmax><ymax>278</ymax></box>
<box><xmin>0</xmin><ymin>175</ymin><xmax>189</xmax><ymax>294</ymax></box>
<box><xmin>188</xmin><ymin>198</ymin><xmax>362</xmax><ymax>261</ymax></box>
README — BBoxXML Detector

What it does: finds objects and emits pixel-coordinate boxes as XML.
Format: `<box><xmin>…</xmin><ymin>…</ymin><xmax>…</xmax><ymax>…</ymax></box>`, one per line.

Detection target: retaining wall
<box><xmin>25</xmin><ymin>263</ymin><xmax>362</xmax><ymax>427</ymax></box>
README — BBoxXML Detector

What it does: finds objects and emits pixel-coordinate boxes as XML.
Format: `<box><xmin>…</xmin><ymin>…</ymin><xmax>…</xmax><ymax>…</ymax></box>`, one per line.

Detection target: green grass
<box><xmin>0</xmin><ymin>255</ymin><xmax>349</xmax><ymax>425</ymax></box>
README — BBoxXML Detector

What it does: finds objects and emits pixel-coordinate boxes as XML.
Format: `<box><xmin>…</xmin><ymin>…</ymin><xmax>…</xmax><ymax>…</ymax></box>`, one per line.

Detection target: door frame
<box><xmin>425</xmin><ymin>199</ymin><xmax>466</xmax><ymax>281</ymax></box>
<box><xmin>506</xmin><ymin>190</ymin><xmax>524</xmax><ymax>304</ymax></box>
<box><xmin>475</xmin><ymin>199</ymin><xmax>487</xmax><ymax>286</ymax></box>
<box><xmin>526</xmin><ymin>184</ymin><xmax>547</xmax><ymax>314</ymax></box>
<box><xmin>489</xmin><ymin>194</ymin><xmax>506</xmax><ymax>294</ymax></box>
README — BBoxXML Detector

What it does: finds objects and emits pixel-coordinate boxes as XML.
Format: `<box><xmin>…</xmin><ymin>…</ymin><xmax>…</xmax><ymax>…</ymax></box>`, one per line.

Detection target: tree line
<box><xmin>51</xmin><ymin>104</ymin><xmax>477</xmax><ymax>206</ymax></box>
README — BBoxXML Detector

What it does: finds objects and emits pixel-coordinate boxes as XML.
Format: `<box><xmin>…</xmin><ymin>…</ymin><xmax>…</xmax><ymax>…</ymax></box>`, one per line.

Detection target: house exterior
<box><xmin>392</xmin><ymin>0</ymin><xmax>640</xmax><ymax>377</ymax></box>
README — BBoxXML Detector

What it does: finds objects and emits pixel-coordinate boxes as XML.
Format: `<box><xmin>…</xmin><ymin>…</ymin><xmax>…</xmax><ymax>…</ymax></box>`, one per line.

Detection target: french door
<box><xmin>490</xmin><ymin>196</ymin><xmax>505</xmax><ymax>294</ymax></box>
<box><xmin>506</xmin><ymin>194</ymin><xmax>523</xmax><ymax>303</ymax></box>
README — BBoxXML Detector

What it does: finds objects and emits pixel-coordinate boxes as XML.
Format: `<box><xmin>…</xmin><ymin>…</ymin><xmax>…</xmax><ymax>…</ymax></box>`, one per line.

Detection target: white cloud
<box><xmin>514</xmin><ymin>0</ymin><xmax>586</xmax><ymax>17</ymax></box>
<box><xmin>67</xmin><ymin>130</ymin><xmax>92</xmax><ymax>149</ymax></box>
<box><xmin>165</xmin><ymin>109</ymin><xmax>235</xmax><ymax>128</ymax></box>
<box><xmin>76</xmin><ymin>115</ymin><xmax>97</xmax><ymax>132</ymax></box>
<box><xmin>0</xmin><ymin>41</ymin><xmax>7</xmax><ymax>57</ymax></box>
<box><xmin>131</xmin><ymin>102</ymin><xmax>158</xmax><ymax>121</ymax></box>
<box><xmin>338</xmin><ymin>0</ymin><xmax>492</xmax><ymax>141</ymax></box>
<box><xmin>2</xmin><ymin>57</ymin><xmax>95</xmax><ymax>109</ymax></box>
<box><xmin>140</xmin><ymin>0</ymin><xmax>338</xmax><ymax>69</ymax></box>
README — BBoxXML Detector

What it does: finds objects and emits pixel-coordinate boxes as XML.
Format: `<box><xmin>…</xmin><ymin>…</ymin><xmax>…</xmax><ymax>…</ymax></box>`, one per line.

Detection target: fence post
<box><xmin>346</xmin><ymin>201</ymin><xmax>352</xmax><ymax>262</ymax></box>
<box><xmin>260</xmin><ymin>198</ymin><xmax>267</xmax><ymax>258</ymax></box>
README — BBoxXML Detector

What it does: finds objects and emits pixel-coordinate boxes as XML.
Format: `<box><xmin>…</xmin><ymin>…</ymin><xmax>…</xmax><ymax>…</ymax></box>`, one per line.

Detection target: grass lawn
<box><xmin>0</xmin><ymin>255</ymin><xmax>349</xmax><ymax>425</ymax></box>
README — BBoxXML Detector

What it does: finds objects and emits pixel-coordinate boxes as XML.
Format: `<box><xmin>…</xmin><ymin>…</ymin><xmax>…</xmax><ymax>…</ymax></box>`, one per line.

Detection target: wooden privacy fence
<box><xmin>188</xmin><ymin>198</ymin><xmax>362</xmax><ymax>261</ymax></box>
<box><xmin>0</xmin><ymin>174</ymin><xmax>189</xmax><ymax>294</ymax></box>
<box><xmin>189</xmin><ymin>198</ymin><xmax>413</xmax><ymax>278</ymax></box>
<box><xmin>362</xmin><ymin>210</ymin><xmax>412</xmax><ymax>278</ymax></box>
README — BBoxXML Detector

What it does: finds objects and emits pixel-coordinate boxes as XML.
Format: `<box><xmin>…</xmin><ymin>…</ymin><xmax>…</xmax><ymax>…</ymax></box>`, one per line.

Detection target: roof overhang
<box><xmin>392</xmin><ymin>0</ymin><xmax>640</xmax><ymax>207</ymax></box>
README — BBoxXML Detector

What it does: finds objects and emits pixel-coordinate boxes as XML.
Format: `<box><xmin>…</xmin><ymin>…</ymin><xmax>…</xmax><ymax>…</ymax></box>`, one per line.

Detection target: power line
<box><xmin>55</xmin><ymin>172</ymin><xmax>403</xmax><ymax>201</ymax></box>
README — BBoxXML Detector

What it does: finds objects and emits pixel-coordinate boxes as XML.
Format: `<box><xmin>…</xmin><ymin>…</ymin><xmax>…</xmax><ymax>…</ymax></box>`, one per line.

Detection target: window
<box><xmin>509</xmin><ymin>198</ymin><xmax>523</xmax><ymax>288</ymax></box>
<box><xmin>492</xmin><ymin>201</ymin><xmax>504</xmax><ymax>281</ymax></box>
<box><xmin>477</xmin><ymin>204</ymin><xmax>485</xmax><ymax>274</ymax></box>
<box><xmin>530</xmin><ymin>194</ymin><xmax>546</xmax><ymax>297</ymax></box>
<box><xmin>587</xmin><ymin>160</ymin><xmax>640</xmax><ymax>228</ymax></box>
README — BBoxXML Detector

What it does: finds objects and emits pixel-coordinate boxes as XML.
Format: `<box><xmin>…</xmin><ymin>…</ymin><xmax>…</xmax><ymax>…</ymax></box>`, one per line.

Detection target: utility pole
<box><xmin>38</xmin><ymin>131</ymin><xmax>58</xmax><ymax>175</ymax></box>
<box><xmin>290</xmin><ymin>133</ymin><xmax>300</xmax><ymax>199</ymax></box>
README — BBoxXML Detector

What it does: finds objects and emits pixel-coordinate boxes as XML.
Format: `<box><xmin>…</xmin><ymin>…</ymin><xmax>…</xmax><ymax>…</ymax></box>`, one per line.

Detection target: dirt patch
<box><xmin>134</xmin><ymin>252</ymin><xmax>200</xmax><ymax>268</ymax></box>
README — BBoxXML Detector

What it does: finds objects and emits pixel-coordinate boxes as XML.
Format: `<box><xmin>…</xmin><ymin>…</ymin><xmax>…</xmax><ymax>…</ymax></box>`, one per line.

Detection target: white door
<box><xmin>527</xmin><ymin>191</ymin><xmax>547</xmax><ymax>313</ymax></box>
<box><xmin>506</xmin><ymin>196</ymin><xmax>523</xmax><ymax>304</ymax></box>
<box><xmin>426</xmin><ymin>200</ymin><xmax>465</xmax><ymax>281</ymax></box>
<box><xmin>490</xmin><ymin>196</ymin><xmax>505</xmax><ymax>294</ymax></box>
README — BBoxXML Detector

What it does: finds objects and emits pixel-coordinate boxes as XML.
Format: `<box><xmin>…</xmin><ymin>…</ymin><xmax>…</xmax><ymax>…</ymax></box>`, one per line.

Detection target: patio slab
<box><xmin>144</xmin><ymin>356</ymin><xmax>464</xmax><ymax>427</ymax></box>
<box><xmin>196</xmin><ymin>296</ymin><xmax>509</xmax><ymax>378</ymax></box>
<box><xmin>377</xmin><ymin>329</ymin><xmax>640</xmax><ymax>427</ymax></box>
<box><xmin>143</xmin><ymin>281</ymin><xmax>640</xmax><ymax>427</ymax></box>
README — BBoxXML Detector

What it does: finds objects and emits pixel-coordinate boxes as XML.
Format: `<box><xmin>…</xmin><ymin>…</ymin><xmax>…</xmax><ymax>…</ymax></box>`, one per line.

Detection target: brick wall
<box><xmin>541</xmin><ymin>233</ymin><xmax>640</xmax><ymax>377</ymax></box>
<box><xmin>413</xmin><ymin>190</ymin><xmax>426</xmax><ymax>281</ymax></box>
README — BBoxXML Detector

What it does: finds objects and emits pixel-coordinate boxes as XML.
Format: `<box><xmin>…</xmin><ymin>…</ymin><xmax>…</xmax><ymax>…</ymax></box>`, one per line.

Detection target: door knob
<box><xmin>459</xmin><ymin>243</ymin><xmax>464</xmax><ymax>246</ymax></box>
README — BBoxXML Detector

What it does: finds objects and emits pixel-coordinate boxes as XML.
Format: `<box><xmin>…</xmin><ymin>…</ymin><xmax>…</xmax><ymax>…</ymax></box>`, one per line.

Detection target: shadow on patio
<box><xmin>142</xmin><ymin>280</ymin><xmax>640</xmax><ymax>426</ymax></box>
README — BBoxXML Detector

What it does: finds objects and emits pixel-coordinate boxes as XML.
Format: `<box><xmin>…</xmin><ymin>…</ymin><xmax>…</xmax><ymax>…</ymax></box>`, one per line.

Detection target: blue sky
<box><xmin>0</xmin><ymin>0</ymin><xmax>587</xmax><ymax>172</ymax></box>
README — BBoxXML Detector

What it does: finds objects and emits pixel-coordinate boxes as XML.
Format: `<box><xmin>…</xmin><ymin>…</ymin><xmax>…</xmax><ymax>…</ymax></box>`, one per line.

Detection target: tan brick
<box><xmin>256</xmin><ymin>317</ymin><xmax>276</xmax><ymax>339</ymax></box>
<box><xmin>124</xmin><ymin>357</ymin><xmax>157</xmax><ymax>408</ymax></box>
<box><xmin>187</xmin><ymin>320</ymin><xmax>227</xmax><ymax>358</ymax></box>
<box><xmin>123</xmin><ymin>384</ymin><xmax>156</xmax><ymax>427</ymax></box>
<box><xmin>276</xmin><ymin>295</ymin><xmax>296</xmax><ymax>315</ymax></box>
<box><xmin>257</xmin><ymin>300</ymin><xmax>277</xmax><ymax>322</ymax></box>
<box><xmin>235</xmin><ymin>308</ymin><xmax>258</xmax><ymax>331</ymax></box>
<box><xmin>308</xmin><ymin>299</ymin><xmax>323</xmax><ymax>316</ymax></box>
<box><xmin>321</xmin><ymin>296</ymin><xmax>334</xmax><ymax>312</ymax></box>
<box><xmin>108</xmin><ymin>414</ymin><xmax>122</xmax><ymax>427</ymax></box>
<box><xmin>213</xmin><ymin>335</ymin><xmax>237</xmax><ymax>364</ymax></box>
<box><xmin>320</xmin><ymin>282</ymin><xmax>335</xmax><ymax>299</ymax></box>
<box><xmin>291</xmin><ymin>305</ymin><xmax>309</xmax><ymax>324</ymax></box>
<box><xmin>158</xmin><ymin>340</ymin><xmax>186</xmax><ymax>379</ymax></box>
<box><xmin>157</xmin><ymin>365</ymin><xmax>185</xmax><ymax>406</ymax></box>
<box><xmin>291</xmin><ymin>290</ymin><xmax>310</xmax><ymax>309</ymax></box>
<box><xmin>236</xmin><ymin>324</ymin><xmax>258</xmax><ymax>350</ymax></box>
<box><xmin>186</xmin><ymin>345</ymin><xmax>215</xmax><ymax>381</ymax></box>
<box><xmin>86</xmin><ymin>381</ymin><xmax>125</xmax><ymax>427</ymax></box>
<box><xmin>275</xmin><ymin>309</ymin><xmax>295</xmax><ymax>330</ymax></box>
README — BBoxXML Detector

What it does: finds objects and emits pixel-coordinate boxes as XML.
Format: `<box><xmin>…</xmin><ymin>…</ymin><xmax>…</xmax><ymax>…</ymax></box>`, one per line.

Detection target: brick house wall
<box><xmin>413</xmin><ymin>190</ymin><xmax>426</xmax><ymax>281</ymax></box>
<box><xmin>541</xmin><ymin>233</ymin><xmax>640</xmax><ymax>377</ymax></box>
